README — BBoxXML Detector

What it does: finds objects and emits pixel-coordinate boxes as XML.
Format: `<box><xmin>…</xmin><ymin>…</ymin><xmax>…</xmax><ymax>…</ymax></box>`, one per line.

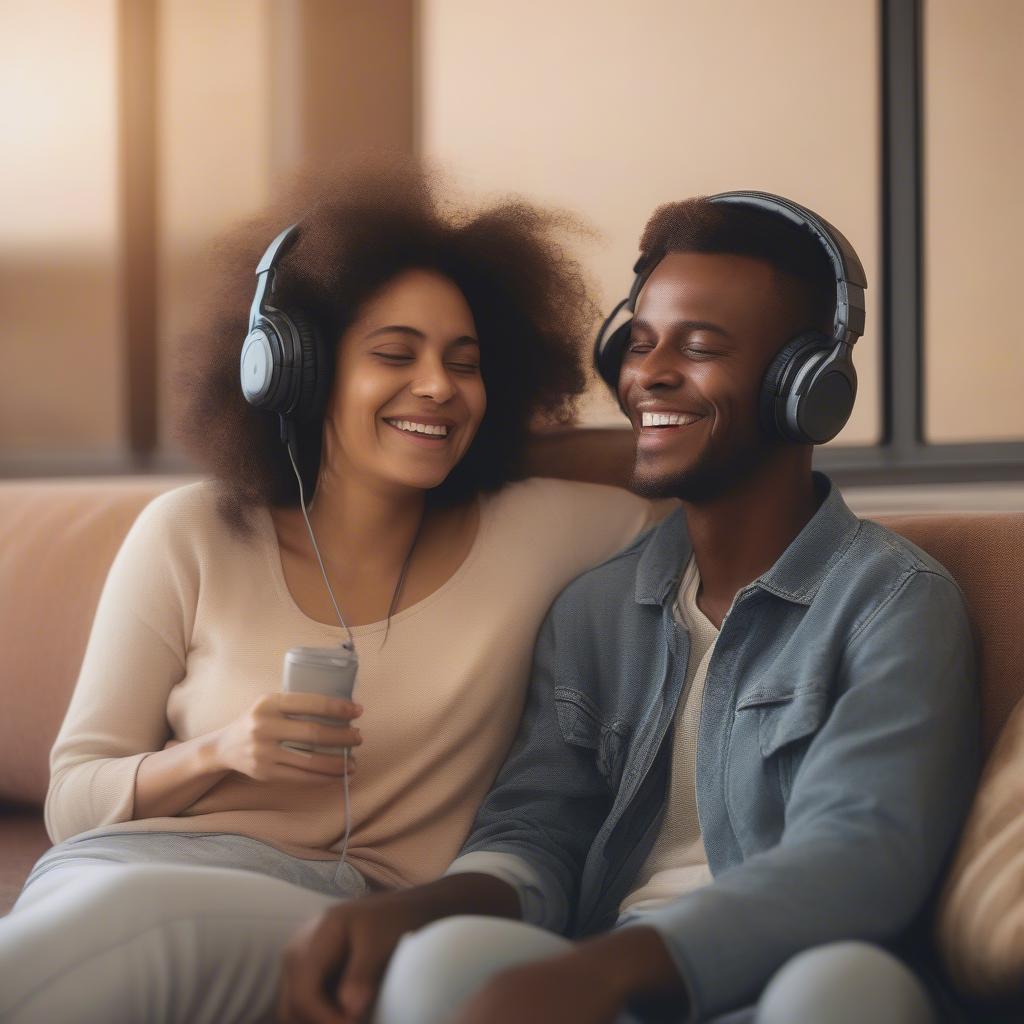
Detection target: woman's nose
<box><xmin>409</xmin><ymin>359</ymin><xmax>457</xmax><ymax>403</ymax></box>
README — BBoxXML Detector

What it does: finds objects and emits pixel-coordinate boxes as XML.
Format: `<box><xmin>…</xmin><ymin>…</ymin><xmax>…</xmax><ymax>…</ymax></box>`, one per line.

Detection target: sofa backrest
<box><xmin>1</xmin><ymin>478</ymin><xmax>1021</xmax><ymax>810</ymax></box>
<box><xmin>871</xmin><ymin>512</ymin><xmax>1024</xmax><ymax>754</ymax></box>
<box><xmin>0</xmin><ymin>478</ymin><xmax>183</xmax><ymax>806</ymax></box>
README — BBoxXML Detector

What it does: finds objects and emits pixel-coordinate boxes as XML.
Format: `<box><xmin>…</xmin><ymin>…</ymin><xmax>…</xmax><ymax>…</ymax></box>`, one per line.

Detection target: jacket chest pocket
<box><xmin>739</xmin><ymin>687</ymin><xmax>831</xmax><ymax>758</ymax></box>
<box><xmin>725</xmin><ymin>684</ymin><xmax>832</xmax><ymax>856</ymax></box>
<box><xmin>735</xmin><ymin>685</ymin><xmax>831</xmax><ymax>797</ymax></box>
<box><xmin>553</xmin><ymin>687</ymin><xmax>628</xmax><ymax>792</ymax></box>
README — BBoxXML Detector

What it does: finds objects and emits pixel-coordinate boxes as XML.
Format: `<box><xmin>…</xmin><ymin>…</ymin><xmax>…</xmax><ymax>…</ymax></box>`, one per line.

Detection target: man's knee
<box><xmin>757</xmin><ymin>941</ymin><xmax>936</xmax><ymax>1024</ymax></box>
<box><xmin>374</xmin><ymin>916</ymin><xmax>570</xmax><ymax>1024</ymax></box>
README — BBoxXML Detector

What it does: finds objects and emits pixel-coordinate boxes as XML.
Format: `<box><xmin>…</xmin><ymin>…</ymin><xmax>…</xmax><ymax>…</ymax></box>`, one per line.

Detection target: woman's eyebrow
<box><xmin>364</xmin><ymin>325</ymin><xmax>480</xmax><ymax>347</ymax></box>
<box><xmin>364</xmin><ymin>324</ymin><xmax>426</xmax><ymax>340</ymax></box>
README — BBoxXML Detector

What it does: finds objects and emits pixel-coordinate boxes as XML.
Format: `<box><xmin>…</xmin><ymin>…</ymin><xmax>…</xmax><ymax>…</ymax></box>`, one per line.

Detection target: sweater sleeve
<box><xmin>533</xmin><ymin>479</ymin><xmax>666</xmax><ymax>571</ymax></box>
<box><xmin>44</xmin><ymin>488</ymin><xmax>198</xmax><ymax>843</ymax></box>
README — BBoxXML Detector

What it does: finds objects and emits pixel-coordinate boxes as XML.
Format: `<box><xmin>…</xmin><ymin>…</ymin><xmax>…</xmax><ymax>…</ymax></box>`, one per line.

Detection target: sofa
<box><xmin>1</xmin><ymin>473</ymin><xmax>1022</xmax><ymax>1015</ymax></box>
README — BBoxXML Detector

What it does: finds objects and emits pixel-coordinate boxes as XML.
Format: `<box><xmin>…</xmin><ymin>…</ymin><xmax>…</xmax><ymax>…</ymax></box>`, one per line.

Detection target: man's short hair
<box><xmin>639</xmin><ymin>197</ymin><xmax>836</xmax><ymax>335</ymax></box>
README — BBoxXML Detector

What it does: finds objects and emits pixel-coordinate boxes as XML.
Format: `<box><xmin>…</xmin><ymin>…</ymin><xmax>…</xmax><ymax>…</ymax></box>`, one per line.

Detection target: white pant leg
<box><xmin>374</xmin><ymin>915</ymin><xmax>575</xmax><ymax>1024</ymax></box>
<box><xmin>0</xmin><ymin>861</ymin><xmax>340</xmax><ymax>1024</ymax></box>
<box><xmin>756</xmin><ymin>942</ymin><xmax>936</xmax><ymax>1024</ymax></box>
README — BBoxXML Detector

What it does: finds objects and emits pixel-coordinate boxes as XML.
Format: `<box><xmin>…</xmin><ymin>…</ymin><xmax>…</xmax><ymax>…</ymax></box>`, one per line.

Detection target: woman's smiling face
<box><xmin>322</xmin><ymin>269</ymin><xmax>487</xmax><ymax>495</ymax></box>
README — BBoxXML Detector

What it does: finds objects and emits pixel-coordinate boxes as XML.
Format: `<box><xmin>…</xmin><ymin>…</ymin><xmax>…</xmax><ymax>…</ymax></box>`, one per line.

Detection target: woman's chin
<box><xmin>378</xmin><ymin>466</ymin><xmax>455</xmax><ymax>496</ymax></box>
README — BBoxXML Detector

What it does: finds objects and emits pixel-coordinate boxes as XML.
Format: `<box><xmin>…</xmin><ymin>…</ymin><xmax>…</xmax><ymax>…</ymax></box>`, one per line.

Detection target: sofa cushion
<box><xmin>0</xmin><ymin>478</ymin><xmax>184</xmax><ymax>806</ymax></box>
<box><xmin>0</xmin><ymin>808</ymin><xmax>52</xmax><ymax>915</ymax></box>
<box><xmin>935</xmin><ymin>694</ymin><xmax>1024</xmax><ymax>1002</ymax></box>
<box><xmin>874</xmin><ymin>512</ymin><xmax>1024</xmax><ymax>754</ymax></box>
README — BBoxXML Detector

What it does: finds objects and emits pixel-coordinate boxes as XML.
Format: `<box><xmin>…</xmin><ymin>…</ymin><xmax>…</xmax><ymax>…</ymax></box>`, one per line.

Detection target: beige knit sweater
<box><xmin>46</xmin><ymin>478</ymin><xmax>655</xmax><ymax>890</ymax></box>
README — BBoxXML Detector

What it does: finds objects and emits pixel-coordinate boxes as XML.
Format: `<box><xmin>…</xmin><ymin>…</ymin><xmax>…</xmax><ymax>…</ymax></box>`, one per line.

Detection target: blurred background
<box><xmin>1</xmin><ymin>0</ymin><xmax>1021</xmax><ymax>508</ymax></box>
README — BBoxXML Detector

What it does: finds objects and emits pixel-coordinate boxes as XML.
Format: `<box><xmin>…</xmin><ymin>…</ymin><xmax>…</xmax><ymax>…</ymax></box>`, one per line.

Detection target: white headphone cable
<box><xmin>285</xmin><ymin>439</ymin><xmax>354</xmax><ymax>883</ymax></box>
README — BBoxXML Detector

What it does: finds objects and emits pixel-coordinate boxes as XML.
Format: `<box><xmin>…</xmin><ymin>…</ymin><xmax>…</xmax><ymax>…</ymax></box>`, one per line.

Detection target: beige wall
<box><xmin>156</xmin><ymin>0</ymin><xmax>415</xmax><ymax>448</ymax></box>
<box><xmin>156</xmin><ymin>0</ymin><xmax>278</xmax><ymax>445</ymax></box>
<box><xmin>0</xmin><ymin>0</ymin><xmax>122</xmax><ymax>452</ymax></box>
<box><xmin>5</xmin><ymin>2</ymin><xmax>1022</xmax><ymax>468</ymax></box>
<box><xmin>923</xmin><ymin>0</ymin><xmax>1024</xmax><ymax>442</ymax></box>
<box><xmin>417</xmin><ymin>0</ymin><xmax>881</xmax><ymax>445</ymax></box>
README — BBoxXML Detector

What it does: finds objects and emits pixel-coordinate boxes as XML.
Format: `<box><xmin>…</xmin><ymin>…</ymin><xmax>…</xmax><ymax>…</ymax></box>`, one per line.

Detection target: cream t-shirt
<box><xmin>619</xmin><ymin>555</ymin><xmax>718</xmax><ymax>915</ymax></box>
<box><xmin>46</xmin><ymin>478</ymin><xmax>656</xmax><ymax>890</ymax></box>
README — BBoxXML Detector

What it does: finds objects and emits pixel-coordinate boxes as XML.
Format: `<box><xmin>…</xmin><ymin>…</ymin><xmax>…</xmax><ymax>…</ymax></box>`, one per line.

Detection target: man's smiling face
<box><xmin>617</xmin><ymin>250</ymin><xmax>807</xmax><ymax>502</ymax></box>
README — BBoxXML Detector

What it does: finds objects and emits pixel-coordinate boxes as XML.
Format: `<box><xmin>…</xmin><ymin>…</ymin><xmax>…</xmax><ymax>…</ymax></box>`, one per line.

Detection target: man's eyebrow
<box><xmin>631</xmin><ymin>317</ymin><xmax>734</xmax><ymax>341</ymax></box>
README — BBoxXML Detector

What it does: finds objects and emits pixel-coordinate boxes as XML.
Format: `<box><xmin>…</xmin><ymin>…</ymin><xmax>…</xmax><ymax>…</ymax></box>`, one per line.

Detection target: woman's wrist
<box><xmin>201</xmin><ymin>726</ymin><xmax>230</xmax><ymax>774</ymax></box>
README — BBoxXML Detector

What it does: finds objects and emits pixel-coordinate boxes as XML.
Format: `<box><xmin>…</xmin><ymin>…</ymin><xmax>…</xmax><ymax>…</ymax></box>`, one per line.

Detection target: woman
<box><xmin>0</xmin><ymin>162</ymin><xmax>656</xmax><ymax>1023</ymax></box>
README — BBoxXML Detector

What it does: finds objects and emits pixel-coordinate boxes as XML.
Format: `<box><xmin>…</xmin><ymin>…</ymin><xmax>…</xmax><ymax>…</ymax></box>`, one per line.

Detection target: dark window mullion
<box><xmin>881</xmin><ymin>0</ymin><xmax>924</xmax><ymax>456</ymax></box>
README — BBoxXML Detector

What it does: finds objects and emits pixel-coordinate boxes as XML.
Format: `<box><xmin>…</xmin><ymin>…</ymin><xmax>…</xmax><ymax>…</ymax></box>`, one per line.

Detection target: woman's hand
<box><xmin>212</xmin><ymin>692</ymin><xmax>363</xmax><ymax>784</ymax></box>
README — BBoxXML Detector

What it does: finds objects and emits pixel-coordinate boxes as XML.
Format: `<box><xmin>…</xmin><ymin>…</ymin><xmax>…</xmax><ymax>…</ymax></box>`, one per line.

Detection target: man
<box><xmin>278</xmin><ymin>193</ymin><xmax>978</xmax><ymax>1024</ymax></box>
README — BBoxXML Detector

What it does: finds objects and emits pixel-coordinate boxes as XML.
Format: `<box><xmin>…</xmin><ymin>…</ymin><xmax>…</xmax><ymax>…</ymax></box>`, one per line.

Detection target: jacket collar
<box><xmin>635</xmin><ymin>472</ymin><xmax>862</xmax><ymax>608</ymax></box>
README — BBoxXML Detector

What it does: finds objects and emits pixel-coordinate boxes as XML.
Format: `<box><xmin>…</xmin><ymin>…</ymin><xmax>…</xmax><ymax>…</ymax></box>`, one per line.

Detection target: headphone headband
<box><xmin>592</xmin><ymin>190</ymin><xmax>867</xmax><ymax>445</ymax></box>
<box><xmin>240</xmin><ymin>222</ymin><xmax>328</xmax><ymax>436</ymax></box>
<box><xmin>594</xmin><ymin>190</ymin><xmax>867</xmax><ymax>384</ymax></box>
<box><xmin>705</xmin><ymin>191</ymin><xmax>866</xmax><ymax>345</ymax></box>
<box><xmin>248</xmin><ymin>223</ymin><xmax>301</xmax><ymax>332</ymax></box>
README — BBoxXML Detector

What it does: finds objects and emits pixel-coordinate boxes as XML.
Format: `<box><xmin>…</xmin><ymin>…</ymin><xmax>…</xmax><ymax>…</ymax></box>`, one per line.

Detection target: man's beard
<box><xmin>630</xmin><ymin>433</ymin><xmax>770</xmax><ymax>504</ymax></box>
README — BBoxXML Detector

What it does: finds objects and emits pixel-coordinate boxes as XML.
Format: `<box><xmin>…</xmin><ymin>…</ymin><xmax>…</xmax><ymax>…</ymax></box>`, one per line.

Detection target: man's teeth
<box><xmin>389</xmin><ymin>419</ymin><xmax>449</xmax><ymax>437</ymax></box>
<box><xmin>641</xmin><ymin>412</ymin><xmax>701</xmax><ymax>428</ymax></box>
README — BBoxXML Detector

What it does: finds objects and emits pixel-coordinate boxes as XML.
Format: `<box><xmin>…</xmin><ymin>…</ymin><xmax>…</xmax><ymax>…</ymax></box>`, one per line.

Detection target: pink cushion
<box><xmin>0</xmin><ymin>478</ymin><xmax>183</xmax><ymax>806</ymax></box>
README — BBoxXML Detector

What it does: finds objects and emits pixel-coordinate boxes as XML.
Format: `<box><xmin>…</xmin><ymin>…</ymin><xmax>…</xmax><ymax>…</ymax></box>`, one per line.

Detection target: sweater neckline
<box><xmin>258</xmin><ymin>493</ymin><xmax>490</xmax><ymax>638</ymax></box>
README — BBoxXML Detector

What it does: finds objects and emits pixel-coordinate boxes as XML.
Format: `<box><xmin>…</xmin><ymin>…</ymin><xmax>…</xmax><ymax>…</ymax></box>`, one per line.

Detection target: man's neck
<box><xmin>681</xmin><ymin>454</ymin><xmax>819</xmax><ymax>628</ymax></box>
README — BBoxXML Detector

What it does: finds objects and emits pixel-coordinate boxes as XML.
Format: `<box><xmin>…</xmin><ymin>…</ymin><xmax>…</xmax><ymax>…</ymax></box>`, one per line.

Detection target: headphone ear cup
<box><xmin>796</xmin><ymin>352</ymin><xmax>857</xmax><ymax>444</ymax></box>
<box><xmin>289</xmin><ymin>312</ymin><xmax>329</xmax><ymax>422</ymax></box>
<box><xmin>759</xmin><ymin>333</ymin><xmax>828</xmax><ymax>442</ymax></box>
<box><xmin>596</xmin><ymin>320</ymin><xmax>632</xmax><ymax>390</ymax></box>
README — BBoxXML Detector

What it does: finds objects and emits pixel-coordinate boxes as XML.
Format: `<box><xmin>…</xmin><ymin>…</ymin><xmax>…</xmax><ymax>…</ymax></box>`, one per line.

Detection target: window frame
<box><xmin>817</xmin><ymin>0</ymin><xmax>1024</xmax><ymax>487</ymax></box>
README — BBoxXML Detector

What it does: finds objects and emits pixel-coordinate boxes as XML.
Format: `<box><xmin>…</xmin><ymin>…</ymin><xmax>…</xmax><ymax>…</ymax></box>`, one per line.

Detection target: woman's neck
<box><xmin>302</xmin><ymin>471</ymin><xmax>426</xmax><ymax>575</ymax></box>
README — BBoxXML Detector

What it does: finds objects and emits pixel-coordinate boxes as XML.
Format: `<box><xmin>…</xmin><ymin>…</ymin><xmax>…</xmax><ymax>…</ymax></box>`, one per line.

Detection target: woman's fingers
<box><xmin>275</xmin><ymin>717</ymin><xmax>363</xmax><ymax>751</ymax></box>
<box><xmin>276</xmin><ymin>745</ymin><xmax>358</xmax><ymax>778</ymax></box>
<box><xmin>272</xmin><ymin>692</ymin><xmax>363</xmax><ymax>722</ymax></box>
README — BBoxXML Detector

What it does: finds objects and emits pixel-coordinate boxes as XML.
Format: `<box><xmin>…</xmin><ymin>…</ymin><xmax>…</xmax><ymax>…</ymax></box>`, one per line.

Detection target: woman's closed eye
<box><xmin>372</xmin><ymin>347</ymin><xmax>414</xmax><ymax>364</ymax></box>
<box><xmin>445</xmin><ymin>358</ymin><xmax>481</xmax><ymax>374</ymax></box>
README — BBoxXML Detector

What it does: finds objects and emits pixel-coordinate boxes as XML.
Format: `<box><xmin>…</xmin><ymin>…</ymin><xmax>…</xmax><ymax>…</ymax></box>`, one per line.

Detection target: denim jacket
<box><xmin>453</xmin><ymin>474</ymin><xmax>979</xmax><ymax>1020</ymax></box>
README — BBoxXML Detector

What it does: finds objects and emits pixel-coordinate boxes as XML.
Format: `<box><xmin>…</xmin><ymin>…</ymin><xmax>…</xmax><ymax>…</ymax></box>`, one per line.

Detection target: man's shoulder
<box><xmin>828</xmin><ymin>517</ymin><xmax>970</xmax><ymax>647</ymax></box>
<box><xmin>546</xmin><ymin>511</ymin><xmax>676</xmax><ymax>623</ymax></box>
<box><xmin>848</xmin><ymin>516</ymin><xmax>962</xmax><ymax>589</ymax></box>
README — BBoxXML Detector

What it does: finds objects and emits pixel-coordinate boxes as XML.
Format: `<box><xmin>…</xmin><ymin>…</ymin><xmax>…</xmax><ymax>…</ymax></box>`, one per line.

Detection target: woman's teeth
<box><xmin>641</xmin><ymin>412</ymin><xmax>702</xmax><ymax>427</ymax></box>
<box><xmin>387</xmin><ymin>419</ymin><xmax>449</xmax><ymax>437</ymax></box>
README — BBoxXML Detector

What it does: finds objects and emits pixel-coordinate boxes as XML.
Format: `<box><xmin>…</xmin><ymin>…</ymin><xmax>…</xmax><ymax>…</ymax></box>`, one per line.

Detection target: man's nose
<box><xmin>632</xmin><ymin>341</ymin><xmax>684</xmax><ymax>390</ymax></box>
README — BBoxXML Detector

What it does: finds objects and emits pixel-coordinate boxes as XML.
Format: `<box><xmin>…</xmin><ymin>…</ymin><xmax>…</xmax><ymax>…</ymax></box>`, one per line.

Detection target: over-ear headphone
<box><xmin>240</xmin><ymin>224</ymin><xmax>330</xmax><ymax>443</ymax></box>
<box><xmin>593</xmin><ymin>190</ymin><xmax>867</xmax><ymax>445</ymax></box>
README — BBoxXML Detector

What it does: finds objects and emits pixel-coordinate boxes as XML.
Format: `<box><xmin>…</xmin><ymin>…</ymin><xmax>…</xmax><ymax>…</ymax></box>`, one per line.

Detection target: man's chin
<box><xmin>629</xmin><ymin>467</ymin><xmax>684</xmax><ymax>500</ymax></box>
<box><xmin>629</xmin><ymin>452</ymin><xmax>742</xmax><ymax>504</ymax></box>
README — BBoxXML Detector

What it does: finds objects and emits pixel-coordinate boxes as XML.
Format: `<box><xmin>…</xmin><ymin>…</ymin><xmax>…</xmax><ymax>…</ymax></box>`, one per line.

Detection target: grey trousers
<box><xmin>374</xmin><ymin>916</ymin><xmax>939</xmax><ymax>1024</ymax></box>
<box><xmin>0</xmin><ymin>832</ymin><xmax>365</xmax><ymax>1024</ymax></box>
<box><xmin>0</xmin><ymin>833</ymin><xmax>939</xmax><ymax>1024</ymax></box>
